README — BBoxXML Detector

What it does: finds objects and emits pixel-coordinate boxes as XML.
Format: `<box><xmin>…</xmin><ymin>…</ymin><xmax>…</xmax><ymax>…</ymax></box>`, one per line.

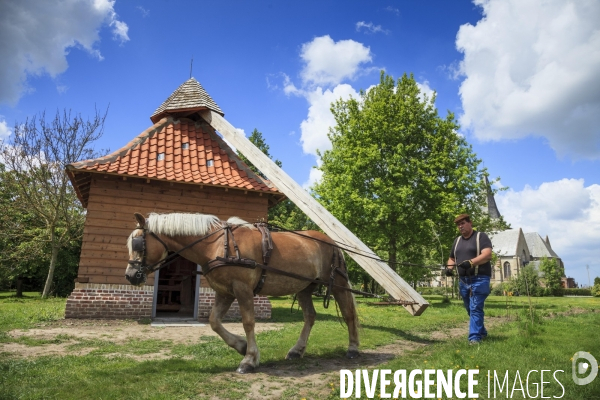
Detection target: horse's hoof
<box><xmin>236</xmin><ymin>364</ymin><xmax>255</xmax><ymax>374</ymax></box>
<box><xmin>346</xmin><ymin>350</ymin><xmax>359</xmax><ymax>359</ymax></box>
<box><xmin>286</xmin><ymin>351</ymin><xmax>302</xmax><ymax>360</ymax></box>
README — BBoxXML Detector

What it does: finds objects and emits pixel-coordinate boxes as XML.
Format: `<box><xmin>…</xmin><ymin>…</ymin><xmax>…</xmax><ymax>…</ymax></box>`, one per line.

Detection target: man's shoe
<box><xmin>469</xmin><ymin>340</ymin><xmax>481</xmax><ymax>346</ymax></box>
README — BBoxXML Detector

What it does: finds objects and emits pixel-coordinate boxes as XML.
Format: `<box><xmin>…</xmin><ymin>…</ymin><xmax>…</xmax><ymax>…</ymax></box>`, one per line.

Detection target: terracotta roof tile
<box><xmin>67</xmin><ymin>118</ymin><xmax>280</xmax><ymax>200</ymax></box>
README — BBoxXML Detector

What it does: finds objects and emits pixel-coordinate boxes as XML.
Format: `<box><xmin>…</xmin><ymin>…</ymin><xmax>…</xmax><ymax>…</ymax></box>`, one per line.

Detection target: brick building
<box><xmin>64</xmin><ymin>78</ymin><xmax>284</xmax><ymax>320</ymax></box>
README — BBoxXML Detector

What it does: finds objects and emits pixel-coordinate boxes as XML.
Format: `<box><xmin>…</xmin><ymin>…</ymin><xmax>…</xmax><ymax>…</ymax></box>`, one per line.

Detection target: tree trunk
<box><xmin>16</xmin><ymin>277</ymin><xmax>23</xmax><ymax>297</ymax></box>
<box><xmin>42</xmin><ymin>230</ymin><xmax>59</xmax><ymax>298</ymax></box>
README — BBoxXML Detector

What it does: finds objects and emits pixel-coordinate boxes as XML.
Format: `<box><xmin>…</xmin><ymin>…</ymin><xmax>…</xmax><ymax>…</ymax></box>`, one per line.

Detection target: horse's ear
<box><xmin>134</xmin><ymin>213</ymin><xmax>146</xmax><ymax>228</ymax></box>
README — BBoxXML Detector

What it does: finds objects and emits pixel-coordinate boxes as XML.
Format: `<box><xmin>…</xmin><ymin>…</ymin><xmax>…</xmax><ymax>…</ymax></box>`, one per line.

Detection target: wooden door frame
<box><xmin>151</xmin><ymin>262</ymin><xmax>201</xmax><ymax>320</ymax></box>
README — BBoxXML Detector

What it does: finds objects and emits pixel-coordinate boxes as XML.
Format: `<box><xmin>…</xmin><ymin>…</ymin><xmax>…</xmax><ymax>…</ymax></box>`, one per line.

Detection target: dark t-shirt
<box><xmin>449</xmin><ymin>231</ymin><xmax>493</xmax><ymax>276</ymax></box>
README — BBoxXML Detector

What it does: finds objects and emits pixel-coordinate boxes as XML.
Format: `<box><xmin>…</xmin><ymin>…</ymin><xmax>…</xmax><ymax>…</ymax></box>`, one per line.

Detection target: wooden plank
<box><xmin>90</xmin><ymin>186</ymin><xmax>268</xmax><ymax>207</ymax></box>
<box><xmin>201</xmin><ymin>110</ymin><xmax>428</xmax><ymax>316</ymax></box>
<box><xmin>87</xmin><ymin>195</ymin><xmax>267</xmax><ymax>215</ymax></box>
<box><xmin>90</xmin><ymin>178</ymin><xmax>269</xmax><ymax>204</ymax></box>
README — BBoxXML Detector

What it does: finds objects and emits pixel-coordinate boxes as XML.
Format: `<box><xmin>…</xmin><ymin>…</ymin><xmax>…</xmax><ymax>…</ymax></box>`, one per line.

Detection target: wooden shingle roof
<box><xmin>150</xmin><ymin>78</ymin><xmax>224</xmax><ymax>123</ymax></box>
<box><xmin>66</xmin><ymin>117</ymin><xmax>282</xmax><ymax>207</ymax></box>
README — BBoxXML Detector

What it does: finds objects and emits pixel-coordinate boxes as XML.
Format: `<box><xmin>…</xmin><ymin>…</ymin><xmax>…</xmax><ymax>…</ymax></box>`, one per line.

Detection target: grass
<box><xmin>0</xmin><ymin>291</ymin><xmax>598</xmax><ymax>399</ymax></box>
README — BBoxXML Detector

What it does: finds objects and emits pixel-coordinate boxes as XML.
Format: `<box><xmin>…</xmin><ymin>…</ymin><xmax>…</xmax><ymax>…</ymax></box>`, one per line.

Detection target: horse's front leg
<box><xmin>209</xmin><ymin>292</ymin><xmax>247</xmax><ymax>356</ymax></box>
<box><xmin>286</xmin><ymin>284</ymin><xmax>317</xmax><ymax>359</ymax></box>
<box><xmin>232</xmin><ymin>282</ymin><xmax>259</xmax><ymax>374</ymax></box>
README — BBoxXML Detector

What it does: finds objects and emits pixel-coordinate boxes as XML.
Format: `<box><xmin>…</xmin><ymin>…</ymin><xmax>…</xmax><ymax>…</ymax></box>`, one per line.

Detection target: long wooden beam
<box><xmin>200</xmin><ymin>110</ymin><xmax>428</xmax><ymax>316</ymax></box>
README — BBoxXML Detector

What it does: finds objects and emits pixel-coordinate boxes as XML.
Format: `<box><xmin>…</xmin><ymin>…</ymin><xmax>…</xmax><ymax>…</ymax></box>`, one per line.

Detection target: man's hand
<box><xmin>444</xmin><ymin>268</ymin><xmax>454</xmax><ymax>277</ymax></box>
<box><xmin>457</xmin><ymin>260</ymin><xmax>474</xmax><ymax>276</ymax></box>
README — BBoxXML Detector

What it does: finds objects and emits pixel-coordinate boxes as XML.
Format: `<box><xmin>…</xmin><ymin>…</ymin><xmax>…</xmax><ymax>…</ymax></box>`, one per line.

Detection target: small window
<box><xmin>157</xmin><ymin>153</ymin><xmax>165</xmax><ymax>161</ymax></box>
<box><xmin>207</xmin><ymin>159</ymin><xmax>214</xmax><ymax>167</ymax></box>
<box><xmin>182</xmin><ymin>143</ymin><xmax>189</xmax><ymax>150</ymax></box>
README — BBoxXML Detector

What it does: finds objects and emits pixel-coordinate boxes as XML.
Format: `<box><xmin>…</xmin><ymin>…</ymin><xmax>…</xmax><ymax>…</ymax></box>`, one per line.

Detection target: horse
<box><xmin>124</xmin><ymin>212</ymin><xmax>359</xmax><ymax>373</ymax></box>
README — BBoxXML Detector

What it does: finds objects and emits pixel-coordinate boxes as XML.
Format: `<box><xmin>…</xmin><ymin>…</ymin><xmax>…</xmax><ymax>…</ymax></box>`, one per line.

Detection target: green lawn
<box><xmin>0</xmin><ymin>292</ymin><xmax>599</xmax><ymax>399</ymax></box>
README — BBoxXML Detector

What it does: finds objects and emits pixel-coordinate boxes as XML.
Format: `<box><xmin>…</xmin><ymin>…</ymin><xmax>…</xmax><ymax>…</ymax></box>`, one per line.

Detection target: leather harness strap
<box><xmin>204</xmin><ymin>224</ymin><xmax>354</xmax><ymax>302</ymax></box>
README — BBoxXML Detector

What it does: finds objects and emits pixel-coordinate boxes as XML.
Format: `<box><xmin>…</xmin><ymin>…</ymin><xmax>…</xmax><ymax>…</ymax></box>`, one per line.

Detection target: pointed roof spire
<box><xmin>151</xmin><ymin>77</ymin><xmax>224</xmax><ymax>123</ymax></box>
<box><xmin>484</xmin><ymin>175</ymin><xmax>501</xmax><ymax>219</ymax></box>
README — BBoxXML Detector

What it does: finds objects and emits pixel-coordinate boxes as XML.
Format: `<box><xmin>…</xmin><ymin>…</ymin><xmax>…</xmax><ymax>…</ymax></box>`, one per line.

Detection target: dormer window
<box><xmin>207</xmin><ymin>159</ymin><xmax>214</xmax><ymax>167</ymax></box>
<box><xmin>157</xmin><ymin>153</ymin><xmax>165</xmax><ymax>161</ymax></box>
<box><xmin>182</xmin><ymin>143</ymin><xmax>189</xmax><ymax>150</ymax></box>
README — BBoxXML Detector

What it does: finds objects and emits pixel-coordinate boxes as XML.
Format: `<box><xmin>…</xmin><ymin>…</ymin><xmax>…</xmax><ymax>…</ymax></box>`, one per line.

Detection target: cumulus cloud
<box><xmin>299</xmin><ymin>35</ymin><xmax>373</xmax><ymax>86</ymax></box>
<box><xmin>456</xmin><ymin>0</ymin><xmax>600</xmax><ymax>159</ymax></box>
<box><xmin>299</xmin><ymin>84</ymin><xmax>359</xmax><ymax>156</ymax></box>
<box><xmin>0</xmin><ymin>119</ymin><xmax>11</xmax><ymax>141</ymax></box>
<box><xmin>0</xmin><ymin>0</ymin><xmax>129</xmax><ymax>105</ymax></box>
<box><xmin>356</xmin><ymin>21</ymin><xmax>390</xmax><ymax>35</ymax></box>
<box><xmin>416</xmin><ymin>80</ymin><xmax>435</xmax><ymax>103</ymax></box>
<box><xmin>496</xmin><ymin>179</ymin><xmax>600</xmax><ymax>284</ymax></box>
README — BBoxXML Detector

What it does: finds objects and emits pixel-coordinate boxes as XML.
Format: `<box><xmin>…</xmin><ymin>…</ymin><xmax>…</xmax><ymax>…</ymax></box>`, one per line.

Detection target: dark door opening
<box><xmin>154</xmin><ymin>256</ymin><xmax>198</xmax><ymax>318</ymax></box>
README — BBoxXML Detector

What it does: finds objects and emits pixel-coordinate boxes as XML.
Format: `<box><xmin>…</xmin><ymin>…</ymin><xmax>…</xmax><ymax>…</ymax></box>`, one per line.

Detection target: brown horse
<box><xmin>124</xmin><ymin>212</ymin><xmax>359</xmax><ymax>373</ymax></box>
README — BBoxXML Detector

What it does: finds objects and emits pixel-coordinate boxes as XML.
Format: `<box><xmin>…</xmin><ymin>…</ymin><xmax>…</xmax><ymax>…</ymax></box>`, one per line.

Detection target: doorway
<box><xmin>152</xmin><ymin>256</ymin><xmax>200</xmax><ymax>320</ymax></box>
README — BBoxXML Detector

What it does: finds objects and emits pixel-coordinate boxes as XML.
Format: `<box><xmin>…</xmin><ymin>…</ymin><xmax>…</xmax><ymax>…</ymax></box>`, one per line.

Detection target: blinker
<box><xmin>132</xmin><ymin>236</ymin><xmax>145</xmax><ymax>252</ymax></box>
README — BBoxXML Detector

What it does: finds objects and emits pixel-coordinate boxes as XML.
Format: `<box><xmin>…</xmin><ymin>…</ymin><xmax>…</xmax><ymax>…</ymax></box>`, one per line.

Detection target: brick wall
<box><xmin>198</xmin><ymin>287</ymin><xmax>271</xmax><ymax>320</ymax></box>
<box><xmin>65</xmin><ymin>283</ymin><xmax>153</xmax><ymax>319</ymax></box>
<box><xmin>66</xmin><ymin>283</ymin><xmax>272</xmax><ymax>320</ymax></box>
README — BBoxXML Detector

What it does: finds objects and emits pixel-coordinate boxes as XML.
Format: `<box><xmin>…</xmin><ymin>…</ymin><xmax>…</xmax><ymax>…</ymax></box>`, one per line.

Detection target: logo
<box><xmin>572</xmin><ymin>351</ymin><xmax>598</xmax><ymax>386</ymax></box>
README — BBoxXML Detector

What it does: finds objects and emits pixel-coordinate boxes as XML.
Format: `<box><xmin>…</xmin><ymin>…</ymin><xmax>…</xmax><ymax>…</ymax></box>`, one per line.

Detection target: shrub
<box><xmin>592</xmin><ymin>284</ymin><xmax>600</xmax><ymax>297</ymax></box>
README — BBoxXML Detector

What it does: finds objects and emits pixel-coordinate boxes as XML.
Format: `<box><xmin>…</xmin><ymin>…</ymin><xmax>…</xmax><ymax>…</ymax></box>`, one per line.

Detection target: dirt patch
<box><xmin>1</xmin><ymin>319</ymin><xmax>283</xmax><ymax>359</ymax></box>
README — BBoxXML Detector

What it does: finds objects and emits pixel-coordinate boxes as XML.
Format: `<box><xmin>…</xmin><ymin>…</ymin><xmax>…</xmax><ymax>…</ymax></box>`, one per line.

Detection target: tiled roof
<box><xmin>151</xmin><ymin>78</ymin><xmax>224</xmax><ymax>123</ymax></box>
<box><xmin>67</xmin><ymin>117</ymin><xmax>281</xmax><ymax>206</ymax></box>
<box><xmin>524</xmin><ymin>232</ymin><xmax>559</xmax><ymax>259</ymax></box>
<box><xmin>489</xmin><ymin>229</ymin><xmax>521</xmax><ymax>256</ymax></box>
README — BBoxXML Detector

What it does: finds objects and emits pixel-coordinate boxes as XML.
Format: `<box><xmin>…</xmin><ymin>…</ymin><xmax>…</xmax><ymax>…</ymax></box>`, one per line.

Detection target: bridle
<box><xmin>128</xmin><ymin>228</ymin><xmax>171</xmax><ymax>278</ymax></box>
<box><xmin>127</xmin><ymin>225</ymin><xmax>226</xmax><ymax>278</ymax></box>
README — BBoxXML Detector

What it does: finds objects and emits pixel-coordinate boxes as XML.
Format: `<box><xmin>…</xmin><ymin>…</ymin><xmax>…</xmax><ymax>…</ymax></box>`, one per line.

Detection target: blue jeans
<box><xmin>459</xmin><ymin>275</ymin><xmax>490</xmax><ymax>342</ymax></box>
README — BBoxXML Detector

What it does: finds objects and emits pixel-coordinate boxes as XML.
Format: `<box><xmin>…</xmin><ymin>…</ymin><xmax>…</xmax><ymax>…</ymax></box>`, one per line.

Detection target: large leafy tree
<box><xmin>237</xmin><ymin>129</ymin><xmax>316</xmax><ymax>231</ymax></box>
<box><xmin>314</xmin><ymin>72</ymin><xmax>507</xmax><ymax>286</ymax></box>
<box><xmin>0</xmin><ymin>109</ymin><xmax>107</xmax><ymax>297</ymax></box>
<box><xmin>539</xmin><ymin>257</ymin><xmax>564</xmax><ymax>294</ymax></box>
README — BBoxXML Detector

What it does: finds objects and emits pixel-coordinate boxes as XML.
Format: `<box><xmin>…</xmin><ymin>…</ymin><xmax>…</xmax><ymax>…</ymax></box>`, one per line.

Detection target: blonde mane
<box><xmin>146</xmin><ymin>212</ymin><xmax>222</xmax><ymax>237</ymax></box>
<box><xmin>127</xmin><ymin>213</ymin><xmax>256</xmax><ymax>252</ymax></box>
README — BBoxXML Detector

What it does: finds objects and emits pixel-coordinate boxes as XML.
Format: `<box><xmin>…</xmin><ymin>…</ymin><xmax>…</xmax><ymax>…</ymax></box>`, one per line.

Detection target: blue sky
<box><xmin>1</xmin><ymin>0</ymin><xmax>599</xmax><ymax>286</ymax></box>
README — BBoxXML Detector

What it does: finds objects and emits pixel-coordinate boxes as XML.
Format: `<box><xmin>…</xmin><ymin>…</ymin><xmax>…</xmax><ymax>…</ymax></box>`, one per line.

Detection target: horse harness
<box><xmin>128</xmin><ymin>222</ymin><xmax>367</xmax><ymax>307</ymax></box>
<box><xmin>204</xmin><ymin>223</ymin><xmax>351</xmax><ymax>307</ymax></box>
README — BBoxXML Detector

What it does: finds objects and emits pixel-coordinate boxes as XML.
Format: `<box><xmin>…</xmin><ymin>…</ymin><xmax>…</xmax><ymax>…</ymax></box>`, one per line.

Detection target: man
<box><xmin>446</xmin><ymin>214</ymin><xmax>493</xmax><ymax>345</ymax></box>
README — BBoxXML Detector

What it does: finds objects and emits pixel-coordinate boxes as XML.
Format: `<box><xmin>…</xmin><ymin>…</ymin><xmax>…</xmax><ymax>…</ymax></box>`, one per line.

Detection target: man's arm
<box><xmin>471</xmin><ymin>247</ymin><xmax>492</xmax><ymax>266</ymax></box>
<box><xmin>447</xmin><ymin>257</ymin><xmax>456</xmax><ymax>270</ymax></box>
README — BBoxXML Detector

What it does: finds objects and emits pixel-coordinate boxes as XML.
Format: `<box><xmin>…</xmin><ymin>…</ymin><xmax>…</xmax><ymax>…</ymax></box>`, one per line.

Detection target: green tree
<box><xmin>313</xmin><ymin>72</ymin><xmax>507</xmax><ymax>285</ymax></box>
<box><xmin>539</xmin><ymin>257</ymin><xmax>564</xmax><ymax>294</ymax></box>
<box><xmin>0</xmin><ymin>109</ymin><xmax>107</xmax><ymax>298</ymax></box>
<box><xmin>513</xmin><ymin>264</ymin><xmax>542</xmax><ymax>296</ymax></box>
<box><xmin>237</xmin><ymin>129</ymin><xmax>316</xmax><ymax>231</ymax></box>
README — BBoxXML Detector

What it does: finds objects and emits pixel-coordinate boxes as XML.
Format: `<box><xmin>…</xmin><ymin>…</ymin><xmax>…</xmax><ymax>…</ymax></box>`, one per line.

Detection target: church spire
<box><xmin>484</xmin><ymin>175</ymin><xmax>501</xmax><ymax>219</ymax></box>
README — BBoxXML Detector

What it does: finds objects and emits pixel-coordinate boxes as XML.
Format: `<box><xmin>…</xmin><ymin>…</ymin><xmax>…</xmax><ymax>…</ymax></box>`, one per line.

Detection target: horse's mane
<box><xmin>144</xmin><ymin>212</ymin><xmax>254</xmax><ymax>237</ymax></box>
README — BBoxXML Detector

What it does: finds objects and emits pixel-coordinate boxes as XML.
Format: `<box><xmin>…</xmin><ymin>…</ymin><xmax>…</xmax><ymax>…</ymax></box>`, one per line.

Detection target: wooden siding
<box><xmin>77</xmin><ymin>175</ymin><xmax>269</xmax><ymax>284</ymax></box>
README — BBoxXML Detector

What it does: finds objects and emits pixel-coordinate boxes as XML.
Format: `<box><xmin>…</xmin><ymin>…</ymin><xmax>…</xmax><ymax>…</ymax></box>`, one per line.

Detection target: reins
<box><xmin>128</xmin><ymin>220</ymin><xmax>420</xmax><ymax>306</ymax></box>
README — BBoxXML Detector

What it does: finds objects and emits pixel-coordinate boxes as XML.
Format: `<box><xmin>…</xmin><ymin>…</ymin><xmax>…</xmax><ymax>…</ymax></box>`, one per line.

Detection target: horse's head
<box><xmin>125</xmin><ymin>213</ymin><xmax>168</xmax><ymax>286</ymax></box>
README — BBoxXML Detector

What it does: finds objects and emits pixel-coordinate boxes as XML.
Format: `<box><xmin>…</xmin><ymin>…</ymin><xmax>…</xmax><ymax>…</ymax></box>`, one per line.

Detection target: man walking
<box><xmin>446</xmin><ymin>214</ymin><xmax>493</xmax><ymax>345</ymax></box>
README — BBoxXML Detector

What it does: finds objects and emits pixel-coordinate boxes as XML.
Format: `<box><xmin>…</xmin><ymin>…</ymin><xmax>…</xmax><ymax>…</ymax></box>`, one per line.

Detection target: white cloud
<box><xmin>0</xmin><ymin>0</ymin><xmax>129</xmax><ymax>105</ymax></box>
<box><xmin>0</xmin><ymin>119</ymin><xmax>11</xmax><ymax>141</ymax></box>
<box><xmin>299</xmin><ymin>84</ymin><xmax>359</xmax><ymax>156</ymax></box>
<box><xmin>299</xmin><ymin>35</ymin><xmax>373</xmax><ymax>86</ymax></box>
<box><xmin>496</xmin><ymin>179</ymin><xmax>600</xmax><ymax>285</ymax></box>
<box><xmin>456</xmin><ymin>0</ymin><xmax>600</xmax><ymax>159</ymax></box>
<box><xmin>303</xmin><ymin>167</ymin><xmax>323</xmax><ymax>189</ymax></box>
<box><xmin>384</xmin><ymin>6</ymin><xmax>400</xmax><ymax>16</ymax></box>
<box><xmin>356</xmin><ymin>21</ymin><xmax>390</xmax><ymax>35</ymax></box>
<box><xmin>416</xmin><ymin>80</ymin><xmax>435</xmax><ymax>103</ymax></box>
